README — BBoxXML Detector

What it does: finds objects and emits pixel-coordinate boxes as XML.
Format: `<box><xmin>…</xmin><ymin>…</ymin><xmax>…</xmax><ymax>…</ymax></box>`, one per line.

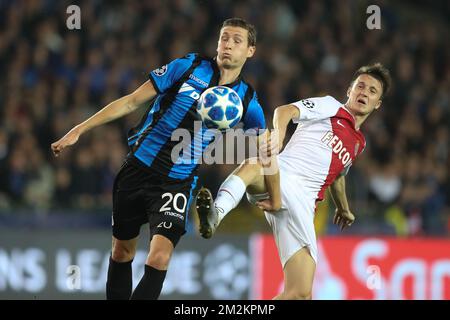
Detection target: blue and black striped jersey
<box><xmin>127</xmin><ymin>53</ymin><xmax>266</xmax><ymax>181</ymax></box>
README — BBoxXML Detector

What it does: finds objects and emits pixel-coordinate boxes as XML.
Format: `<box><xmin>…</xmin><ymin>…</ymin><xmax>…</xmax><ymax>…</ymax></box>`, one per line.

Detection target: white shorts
<box><xmin>247</xmin><ymin>167</ymin><xmax>318</xmax><ymax>267</ymax></box>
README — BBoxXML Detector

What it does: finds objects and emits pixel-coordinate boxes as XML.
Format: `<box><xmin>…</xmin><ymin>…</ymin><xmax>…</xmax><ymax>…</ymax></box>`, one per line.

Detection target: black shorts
<box><xmin>112</xmin><ymin>160</ymin><xmax>197</xmax><ymax>246</ymax></box>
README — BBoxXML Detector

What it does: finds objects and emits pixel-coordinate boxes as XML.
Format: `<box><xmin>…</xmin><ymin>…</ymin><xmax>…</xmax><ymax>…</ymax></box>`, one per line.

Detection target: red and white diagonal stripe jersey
<box><xmin>278</xmin><ymin>95</ymin><xmax>366</xmax><ymax>201</ymax></box>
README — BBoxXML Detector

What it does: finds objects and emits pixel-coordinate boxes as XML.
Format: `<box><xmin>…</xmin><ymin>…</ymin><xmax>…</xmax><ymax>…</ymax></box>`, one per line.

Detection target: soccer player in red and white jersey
<box><xmin>195</xmin><ymin>63</ymin><xmax>392</xmax><ymax>299</ymax></box>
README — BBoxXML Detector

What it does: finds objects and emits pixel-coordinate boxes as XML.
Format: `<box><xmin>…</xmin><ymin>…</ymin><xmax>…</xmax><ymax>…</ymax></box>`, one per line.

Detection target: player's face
<box><xmin>346</xmin><ymin>74</ymin><xmax>383</xmax><ymax>116</ymax></box>
<box><xmin>217</xmin><ymin>26</ymin><xmax>255</xmax><ymax>69</ymax></box>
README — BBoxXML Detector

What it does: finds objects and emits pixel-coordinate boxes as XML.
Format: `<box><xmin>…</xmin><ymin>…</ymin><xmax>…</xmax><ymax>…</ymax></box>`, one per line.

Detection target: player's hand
<box><xmin>256</xmin><ymin>199</ymin><xmax>280</xmax><ymax>213</ymax></box>
<box><xmin>333</xmin><ymin>208</ymin><xmax>355</xmax><ymax>231</ymax></box>
<box><xmin>51</xmin><ymin>127</ymin><xmax>81</xmax><ymax>157</ymax></box>
<box><xmin>259</xmin><ymin>133</ymin><xmax>279</xmax><ymax>167</ymax></box>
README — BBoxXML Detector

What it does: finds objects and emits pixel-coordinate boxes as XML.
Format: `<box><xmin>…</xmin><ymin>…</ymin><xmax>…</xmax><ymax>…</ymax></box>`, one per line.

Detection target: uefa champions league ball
<box><xmin>197</xmin><ymin>86</ymin><xmax>243</xmax><ymax>130</ymax></box>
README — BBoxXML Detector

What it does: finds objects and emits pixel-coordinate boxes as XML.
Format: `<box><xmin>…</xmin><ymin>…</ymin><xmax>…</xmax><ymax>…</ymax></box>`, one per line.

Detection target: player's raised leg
<box><xmin>106</xmin><ymin>236</ymin><xmax>139</xmax><ymax>300</ymax></box>
<box><xmin>273</xmin><ymin>247</ymin><xmax>316</xmax><ymax>300</ymax></box>
<box><xmin>196</xmin><ymin>157</ymin><xmax>266</xmax><ymax>238</ymax></box>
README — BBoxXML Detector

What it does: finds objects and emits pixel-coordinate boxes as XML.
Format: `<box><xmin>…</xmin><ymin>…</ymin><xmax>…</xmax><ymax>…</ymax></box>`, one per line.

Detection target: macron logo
<box><xmin>189</xmin><ymin>74</ymin><xmax>208</xmax><ymax>87</ymax></box>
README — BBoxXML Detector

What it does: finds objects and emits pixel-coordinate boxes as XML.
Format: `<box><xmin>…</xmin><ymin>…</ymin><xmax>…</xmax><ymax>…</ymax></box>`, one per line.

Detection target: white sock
<box><xmin>214</xmin><ymin>175</ymin><xmax>247</xmax><ymax>223</ymax></box>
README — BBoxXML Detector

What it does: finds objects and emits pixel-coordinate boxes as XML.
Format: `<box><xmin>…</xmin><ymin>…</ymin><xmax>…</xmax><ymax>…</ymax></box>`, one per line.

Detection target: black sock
<box><xmin>130</xmin><ymin>265</ymin><xmax>167</xmax><ymax>300</ymax></box>
<box><xmin>106</xmin><ymin>256</ymin><xmax>133</xmax><ymax>300</ymax></box>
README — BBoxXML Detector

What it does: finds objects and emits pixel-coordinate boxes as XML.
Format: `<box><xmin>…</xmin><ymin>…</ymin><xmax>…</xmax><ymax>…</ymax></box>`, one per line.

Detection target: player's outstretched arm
<box><xmin>329</xmin><ymin>175</ymin><xmax>355</xmax><ymax>230</ymax></box>
<box><xmin>273</xmin><ymin>104</ymin><xmax>300</xmax><ymax>151</ymax></box>
<box><xmin>51</xmin><ymin>80</ymin><xmax>157</xmax><ymax>157</ymax></box>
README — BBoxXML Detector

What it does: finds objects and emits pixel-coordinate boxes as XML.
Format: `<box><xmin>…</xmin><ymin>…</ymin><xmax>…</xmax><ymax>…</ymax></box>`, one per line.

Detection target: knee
<box><xmin>243</xmin><ymin>157</ymin><xmax>261</xmax><ymax>171</ymax></box>
<box><xmin>239</xmin><ymin>158</ymin><xmax>262</xmax><ymax>180</ymax></box>
<box><xmin>147</xmin><ymin>250</ymin><xmax>172</xmax><ymax>270</ymax></box>
<box><xmin>111</xmin><ymin>243</ymin><xmax>136</xmax><ymax>262</ymax></box>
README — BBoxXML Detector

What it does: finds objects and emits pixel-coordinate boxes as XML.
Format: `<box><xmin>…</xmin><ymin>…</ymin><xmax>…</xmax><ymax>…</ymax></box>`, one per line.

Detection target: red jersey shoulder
<box><xmin>329</xmin><ymin>107</ymin><xmax>366</xmax><ymax>161</ymax></box>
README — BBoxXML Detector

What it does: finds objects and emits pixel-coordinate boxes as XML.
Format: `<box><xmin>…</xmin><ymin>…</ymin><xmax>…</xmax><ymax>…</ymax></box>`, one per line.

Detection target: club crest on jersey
<box><xmin>321</xmin><ymin>131</ymin><xmax>352</xmax><ymax>166</ymax></box>
<box><xmin>153</xmin><ymin>64</ymin><xmax>168</xmax><ymax>76</ymax></box>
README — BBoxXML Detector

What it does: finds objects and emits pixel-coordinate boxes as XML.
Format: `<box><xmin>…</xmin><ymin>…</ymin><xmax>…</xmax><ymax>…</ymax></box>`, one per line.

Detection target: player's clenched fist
<box><xmin>51</xmin><ymin>127</ymin><xmax>81</xmax><ymax>157</ymax></box>
<box><xmin>333</xmin><ymin>208</ymin><xmax>355</xmax><ymax>231</ymax></box>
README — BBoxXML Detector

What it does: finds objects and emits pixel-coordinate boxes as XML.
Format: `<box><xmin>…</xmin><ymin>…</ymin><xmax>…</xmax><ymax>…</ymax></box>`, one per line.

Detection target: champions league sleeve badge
<box><xmin>153</xmin><ymin>64</ymin><xmax>168</xmax><ymax>76</ymax></box>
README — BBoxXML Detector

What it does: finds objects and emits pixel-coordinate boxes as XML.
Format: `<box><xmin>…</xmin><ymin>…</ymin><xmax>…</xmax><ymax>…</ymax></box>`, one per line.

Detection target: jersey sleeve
<box><xmin>148</xmin><ymin>53</ymin><xmax>196</xmax><ymax>94</ymax></box>
<box><xmin>291</xmin><ymin>95</ymin><xmax>341</xmax><ymax>123</ymax></box>
<box><xmin>243</xmin><ymin>92</ymin><xmax>266</xmax><ymax>136</ymax></box>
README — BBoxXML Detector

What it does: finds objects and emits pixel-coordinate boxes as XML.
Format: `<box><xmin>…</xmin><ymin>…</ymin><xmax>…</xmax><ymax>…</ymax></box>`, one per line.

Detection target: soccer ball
<box><xmin>197</xmin><ymin>86</ymin><xmax>243</xmax><ymax>130</ymax></box>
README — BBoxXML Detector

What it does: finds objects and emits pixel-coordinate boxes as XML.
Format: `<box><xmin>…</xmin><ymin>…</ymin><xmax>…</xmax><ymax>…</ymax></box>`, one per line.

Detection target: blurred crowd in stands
<box><xmin>0</xmin><ymin>0</ymin><xmax>448</xmax><ymax>236</ymax></box>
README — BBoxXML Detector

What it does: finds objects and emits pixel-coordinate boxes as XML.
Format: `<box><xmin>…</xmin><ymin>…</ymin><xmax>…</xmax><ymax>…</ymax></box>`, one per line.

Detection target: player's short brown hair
<box><xmin>221</xmin><ymin>18</ymin><xmax>257</xmax><ymax>47</ymax></box>
<box><xmin>353</xmin><ymin>63</ymin><xmax>392</xmax><ymax>99</ymax></box>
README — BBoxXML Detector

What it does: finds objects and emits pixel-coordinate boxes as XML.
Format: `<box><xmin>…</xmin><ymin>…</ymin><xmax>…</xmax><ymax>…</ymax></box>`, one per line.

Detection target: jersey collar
<box><xmin>341</xmin><ymin>104</ymin><xmax>359</xmax><ymax>130</ymax></box>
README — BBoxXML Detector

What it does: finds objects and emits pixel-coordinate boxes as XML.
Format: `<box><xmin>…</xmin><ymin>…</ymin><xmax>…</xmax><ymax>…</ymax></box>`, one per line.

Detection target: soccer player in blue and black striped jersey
<box><xmin>51</xmin><ymin>18</ymin><xmax>266</xmax><ymax>300</ymax></box>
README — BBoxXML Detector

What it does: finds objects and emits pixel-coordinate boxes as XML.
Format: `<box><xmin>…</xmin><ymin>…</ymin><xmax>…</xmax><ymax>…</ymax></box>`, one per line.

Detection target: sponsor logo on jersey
<box><xmin>189</xmin><ymin>74</ymin><xmax>209</xmax><ymax>87</ymax></box>
<box><xmin>178</xmin><ymin>82</ymin><xmax>201</xmax><ymax>100</ymax></box>
<box><xmin>321</xmin><ymin>131</ymin><xmax>352</xmax><ymax>166</ymax></box>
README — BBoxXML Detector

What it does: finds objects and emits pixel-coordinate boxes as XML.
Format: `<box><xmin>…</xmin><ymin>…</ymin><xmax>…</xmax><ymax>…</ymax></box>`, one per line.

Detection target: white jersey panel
<box><xmin>278</xmin><ymin>95</ymin><xmax>342</xmax><ymax>198</ymax></box>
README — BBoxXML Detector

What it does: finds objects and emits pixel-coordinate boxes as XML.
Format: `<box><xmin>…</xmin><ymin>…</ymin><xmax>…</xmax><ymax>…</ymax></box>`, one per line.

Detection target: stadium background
<box><xmin>0</xmin><ymin>0</ymin><xmax>448</xmax><ymax>299</ymax></box>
